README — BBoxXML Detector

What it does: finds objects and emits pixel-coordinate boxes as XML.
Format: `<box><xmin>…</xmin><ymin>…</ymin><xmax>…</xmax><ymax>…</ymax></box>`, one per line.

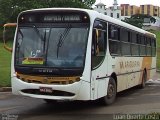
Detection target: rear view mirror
<box><xmin>3</xmin><ymin>23</ymin><xmax>17</xmax><ymax>52</ymax></box>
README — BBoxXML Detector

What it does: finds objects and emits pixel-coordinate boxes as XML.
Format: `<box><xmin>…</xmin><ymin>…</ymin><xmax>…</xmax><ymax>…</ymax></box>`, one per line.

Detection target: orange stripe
<box><xmin>141</xmin><ymin>57</ymin><xmax>152</xmax><ymax>80</ymax></box>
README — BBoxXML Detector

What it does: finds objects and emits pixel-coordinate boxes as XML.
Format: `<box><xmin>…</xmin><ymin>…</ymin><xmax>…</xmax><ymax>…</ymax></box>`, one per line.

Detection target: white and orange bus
<box><xmin>3</xmin><ymin>8</ymin><xmax>156</xmax><ymax>105</ymax></box>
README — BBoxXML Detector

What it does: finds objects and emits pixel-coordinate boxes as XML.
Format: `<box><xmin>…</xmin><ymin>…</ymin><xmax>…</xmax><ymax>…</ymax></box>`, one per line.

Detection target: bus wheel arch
<box><xmin>110</xmin><ymin>72</ymin><xmax>117</xmax><ymax>88</ymax></box>
<box><xmin>99</xmin><ymin>74</ymin><xmax>117</xmax><ymax>105</ymax></box>
<box><xmin>139</xmin><ymin>69</ymin><xmax>147</xmax><ymax>89</ymax></box>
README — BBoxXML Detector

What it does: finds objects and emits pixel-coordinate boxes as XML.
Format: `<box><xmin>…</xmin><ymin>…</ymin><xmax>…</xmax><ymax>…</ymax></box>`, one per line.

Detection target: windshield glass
<box><xmin>15</xmin><ymin>24</ymin><xmax>89</xmax><ymax>68</ymax></box>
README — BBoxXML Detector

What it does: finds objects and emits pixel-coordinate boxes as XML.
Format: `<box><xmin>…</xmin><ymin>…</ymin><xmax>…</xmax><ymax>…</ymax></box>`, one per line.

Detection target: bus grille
<box><xmin>17</xmin><ymin>73</ymin><xmax>80</xmax><ymax>85</ymax></box>
<box><xmin>21</xmin><ymin>89</ymin><xmax>75</xmax><ymax>96</ymax></box>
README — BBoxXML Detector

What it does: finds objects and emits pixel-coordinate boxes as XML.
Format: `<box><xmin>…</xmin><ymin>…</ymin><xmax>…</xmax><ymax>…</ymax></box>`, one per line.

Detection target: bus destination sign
<box><xmin>44</xmin><ymin>15</ymin><xmax>81</xmax><ymax>22</ymax></box>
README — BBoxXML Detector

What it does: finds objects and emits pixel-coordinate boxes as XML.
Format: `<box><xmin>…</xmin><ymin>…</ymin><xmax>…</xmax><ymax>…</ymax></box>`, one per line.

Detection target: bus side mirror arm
<box><xmin>3</xmin><ymin>23</ymin><xmax>17</xmax><ymax>53</ymax></box>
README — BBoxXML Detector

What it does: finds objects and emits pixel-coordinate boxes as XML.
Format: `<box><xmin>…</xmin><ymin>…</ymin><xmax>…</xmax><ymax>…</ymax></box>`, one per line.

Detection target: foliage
<box><xmin>122</xmin><ymin>14</ymin><xmax>156</xmax><ymax>28</ymax></box>
<box><xmin>131</xmin><ymin>14</ymin><xmax>156</xmax><ymax>23</ymax></box>
<box><xmin>122</xmin><ymin>18</ymin><xmax>143</xmax><ymax>28</ymax></box>
<box><xmin>83</xmin><ymin>0</ymin><xmax>95</xmax><ymax>8</ymax></box>
<box><xmin>0</xmin><ymin>0</ymin><xmax>95</xmax><ymax>24</ymax></box>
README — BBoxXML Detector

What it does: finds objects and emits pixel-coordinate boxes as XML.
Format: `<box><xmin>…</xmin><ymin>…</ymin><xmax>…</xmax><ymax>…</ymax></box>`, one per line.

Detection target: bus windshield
<box><xmin>15</xmin><ymin>24</ymin><xmax>89</xmax><ymax>68</ymax></box>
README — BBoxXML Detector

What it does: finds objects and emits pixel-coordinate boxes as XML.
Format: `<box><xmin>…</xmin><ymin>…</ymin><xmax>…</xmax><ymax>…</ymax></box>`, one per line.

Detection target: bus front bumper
<box><xmin>11</xmin><ymin>77</ymin><xmax>90</xmax><ymax>101</ymax></box>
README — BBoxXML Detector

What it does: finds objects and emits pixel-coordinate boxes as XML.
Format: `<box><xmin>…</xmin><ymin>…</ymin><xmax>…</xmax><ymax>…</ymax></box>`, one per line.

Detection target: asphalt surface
<box><xmin>0</xmin><ymin>72</ymin><xmax>160</xmax><ymax>120</ymax></box>
<box><xmin>0</xmin><ymin>82</ymin><xmax>160</xmax><ymax>120</ymax></box>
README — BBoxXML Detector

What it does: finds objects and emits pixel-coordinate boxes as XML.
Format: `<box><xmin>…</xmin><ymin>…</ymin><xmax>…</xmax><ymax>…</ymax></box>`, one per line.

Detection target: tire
<box><xmin>44</xmin><ymin>99</ymin><xmax>57</xmax><ymax>104</ymax></box>
<box><xmin>99</xmin><ymin>77</ymin><xmax>117</xmax><ymax>105</ymax></box>
<box><xmin>139</xmin><ymin>71</ymin><xmax>147</xmax><ymax>89</ymax></box>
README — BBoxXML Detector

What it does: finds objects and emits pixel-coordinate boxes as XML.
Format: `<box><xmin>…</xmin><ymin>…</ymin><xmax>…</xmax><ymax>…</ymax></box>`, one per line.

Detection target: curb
<box><xmin>0</xmin><ymin>87</ymin><xmax>12</xmax><ymax>92</ymax></box>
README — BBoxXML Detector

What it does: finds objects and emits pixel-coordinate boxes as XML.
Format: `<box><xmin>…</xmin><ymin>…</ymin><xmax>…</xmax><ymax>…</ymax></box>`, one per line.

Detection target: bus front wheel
<box><xmin>99</xmin><ymin>77</ymin><xmax>117</xmax><ymax>105</ymax></box>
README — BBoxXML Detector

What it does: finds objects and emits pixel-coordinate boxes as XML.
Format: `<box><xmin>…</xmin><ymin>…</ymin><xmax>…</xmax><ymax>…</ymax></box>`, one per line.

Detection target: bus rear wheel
<box><xmin>99</xmin><ymin>77</ymin><xmax>117</xmax><ymax>105</ymax></box>
<box><xmin>139</xmin><ymin>71</ymin><xmax>147</xmax><ymax>89</ymax></box>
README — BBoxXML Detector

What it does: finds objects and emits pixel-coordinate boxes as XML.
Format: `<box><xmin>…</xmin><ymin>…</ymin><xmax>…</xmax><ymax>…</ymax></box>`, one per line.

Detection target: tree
<box><xmin>0</xmin><ymin>0</ymin><xmax>95</xmax><ymax>24</ymax></box>
<box><xmin>122</xmin><ymin>17</ymin><xmax>144</xmax><ymax>28</ymax></box>
<box><xmin>131</xmin><ymin>14</ymin><xmax>156</xmax><ymax>23</ymax></box>
<box><xmin>83</xmin><ymin>0</ymin><xmax>96</xmax><ymax>8</ymax></box>
<box><xmin>122</xmin><ymin>14</ymin><xmax>156</xmax><ymax>28</ymax></box>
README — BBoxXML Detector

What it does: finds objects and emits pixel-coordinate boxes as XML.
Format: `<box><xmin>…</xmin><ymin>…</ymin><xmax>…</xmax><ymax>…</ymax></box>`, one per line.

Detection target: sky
<box><xmin>95</xmin><ymin>0</ymin><xmax>160</xmax><ymax>7</ymax></box>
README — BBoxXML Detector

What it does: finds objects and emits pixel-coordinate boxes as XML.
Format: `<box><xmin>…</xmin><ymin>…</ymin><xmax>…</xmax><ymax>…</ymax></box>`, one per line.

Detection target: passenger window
<box><xmin>131</xmin><ymin>33</ymin><xmax>137</xmax><ymax>43</ymax></box>
<box><xmin>151</xmin><ymin>38</ymin><xmax>156</xmax><ymax>56</ymax></box>
<box><xmin>108</xmin><ymin>24</ymin><xmax>119</xmax><ymax>40</ymax></box>
<box><xmin>120</xmin><ymin>28</ymin><xmax>129</xmax><ymax>42</ymax></box>
<box><xmin>131</xmin><ymin>32</ymin><xmax>139</xmax><ymax>56</ymax></box>
<box><xmin>146</xmin><ymin>37</ymin><xmax>151</xmax><ymax>56</ymax></box>
<box><xmin>109</xmin><ymin>24</ymin><xmax>121</xmax><ymax>56</ymax></box>
<box><xmin>140</xmin><ymin>35</ymin><xmax>146</xmax><ymax>56</ymax></box>
<box><xmin>121</xmin><ymin>29</ymin><xmax>131</xmax><ymax>56</ymax></box>
<box><xmin>92</xmin><ymin>20</ymin><xmax>107</xmax><ymax>69</ymax></box>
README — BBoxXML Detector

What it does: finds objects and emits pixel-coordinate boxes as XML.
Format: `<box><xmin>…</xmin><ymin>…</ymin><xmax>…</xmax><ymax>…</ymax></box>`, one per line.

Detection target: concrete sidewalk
<box><xmin>152</xmin><ymin>71</ymin><xmax>160</xmax><ymax>80</ymax></box>
<box><xmin>0</xmin><ymin>87</ymin><xmax>11</xmax><ymax>92</ymax></box>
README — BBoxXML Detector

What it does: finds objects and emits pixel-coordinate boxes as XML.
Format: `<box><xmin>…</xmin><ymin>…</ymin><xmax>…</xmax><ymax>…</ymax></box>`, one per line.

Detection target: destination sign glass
<box><xmin>18</xmin><ymin>11</ymin><xmax>90</xmax><ymax>23</ymax></box>
<box><xmin>44</xmin><ymin>15</ymin><xmax>81</xmax><ymax>22</ymax></box>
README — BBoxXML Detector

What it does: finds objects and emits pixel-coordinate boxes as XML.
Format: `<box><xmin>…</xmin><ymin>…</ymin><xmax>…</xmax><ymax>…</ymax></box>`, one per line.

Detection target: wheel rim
<box><xmin>107</xmin><ymin>83</ymin><xmax>115</xmax><ymax>99</ymax></box>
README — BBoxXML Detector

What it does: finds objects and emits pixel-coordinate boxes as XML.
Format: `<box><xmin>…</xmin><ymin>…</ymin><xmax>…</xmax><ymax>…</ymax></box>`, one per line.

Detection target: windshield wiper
<box><xmin>56</xmin><ymin>24</ymin><xmax>71</xmax><ymax>58</ymax></box>
<box><xmin>43</xmin><ymin>29</ymin><xmax>47</xmax><ymax>53</ymax></box>
<box><xmin>33</xmin><ymin>25</ymin><xmax>44</xmax><ymax>41</ymax></box>
<box><xmin>17</xmin><ymin>29</ymin><xmax>24</xmax><ymax>47</ymax></box>
<box><xmin>16</xmin><ymin>29</ymin><xmax>24</xmax><ymax>61</ymax></box>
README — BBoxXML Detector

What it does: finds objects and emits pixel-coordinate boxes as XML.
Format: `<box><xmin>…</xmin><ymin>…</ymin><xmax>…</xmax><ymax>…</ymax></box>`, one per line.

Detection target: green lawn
<box><xmin>150</xmin><ymin>30</ymin><xmax>160</xmax><ymax>70</ymax></box>
<box><xmin>0</xmin><ymin>42</ymin><xmax>12</xmax><ymax>87</ymax></box>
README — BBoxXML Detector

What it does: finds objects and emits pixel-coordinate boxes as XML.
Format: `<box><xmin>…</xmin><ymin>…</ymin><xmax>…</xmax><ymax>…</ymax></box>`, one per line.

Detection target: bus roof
<box><xmin>19</xmin><ymin>8</ymin><xmax>156</xmax><ymax>38</ymax></box>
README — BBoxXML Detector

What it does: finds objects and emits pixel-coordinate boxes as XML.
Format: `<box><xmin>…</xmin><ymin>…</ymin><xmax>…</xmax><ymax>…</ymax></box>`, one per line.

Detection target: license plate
<box><xmin>39</xmin><ymin>87</ymin><xmax>53</xmax><ymax>93</ymax></box>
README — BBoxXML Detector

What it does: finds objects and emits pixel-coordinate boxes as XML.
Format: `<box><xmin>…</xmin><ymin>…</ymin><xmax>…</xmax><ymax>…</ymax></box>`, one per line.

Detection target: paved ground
<box><xmin>0</xmin><ymin>83</ymin><xmax>160</xmax><ymax>120</ymax></box>
<box><xmin>152</xmin><ymin>71</ymin><xmax>160</xmax><ymax>80</ymax></box>
<box><xmin>0</xmin><ymin>72</ymin><xmax>159</xmax><ymax>120</ymax></box>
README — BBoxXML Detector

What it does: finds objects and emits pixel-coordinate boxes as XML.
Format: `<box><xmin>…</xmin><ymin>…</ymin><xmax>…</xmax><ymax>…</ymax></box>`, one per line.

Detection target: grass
<box><xmin>0</xmin><ymin>41</ymin><xmax>12</xmax><ymax>87</ymax></box>
<box><xmin>149</xmin><ymin>30</ymin><xmax>160</xmax><ymax>70</ymax></box>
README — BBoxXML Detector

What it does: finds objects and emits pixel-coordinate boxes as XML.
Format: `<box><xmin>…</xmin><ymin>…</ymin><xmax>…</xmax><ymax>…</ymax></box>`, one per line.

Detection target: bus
<box><xmin>3</xmin><ymin>8</ymin><xmax>156</xmax><ymax>105</ymax></box>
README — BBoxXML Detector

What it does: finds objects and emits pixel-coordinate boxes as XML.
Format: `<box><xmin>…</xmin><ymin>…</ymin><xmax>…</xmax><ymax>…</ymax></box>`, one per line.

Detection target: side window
<box><xmin>146</xmin><ymin>37</ymin><xmax>152</xmax><ymax>56</ymax></box>
<box><xmin>108</xmin><ymin>24</ymin><xmax>119</xmax><ymax>40</ymax></box>
<box><xmin>131</xmin><ymin>32</ymin><xmax>139</xmax><ymax>56</ymax></box>
<box><xmin>140</xmin><ymin>35</ymin><xmax>146</xmax><ymax>56</ymax></box>
<box><xmin>121</xmin><ymin>28</ymin><xmax>131</xmax><ymax>56</ymax></box>
<box><xmin>151</xmin><ymin>38</ymin><xmax>156</xmax><ymax>56</ymax></box>
<box><xmin>108</xmin><ymin>23</ymin><xmax>121</xmax><ymax>56</ymax></box>
<box><xmin>92</xmin><ymin>20</ymin><xmax>107</xmax><ymax>69</ymax></box>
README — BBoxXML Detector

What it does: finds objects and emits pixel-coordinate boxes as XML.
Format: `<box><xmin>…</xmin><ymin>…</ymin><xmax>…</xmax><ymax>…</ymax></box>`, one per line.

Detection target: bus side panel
<box><xmin>111</xmin><ymin>56</ymin><xmax>156</xmax><ymax>92</ymax></box>
<box><xmin>107</xmin><ymin>56</ymin><xmax>128</xmax><ymax>92</ymax></box>
<box><xmin>91</xmin><ymin>56</ymin><xmax>109</xmax><ymax>100</ymax></box>
<box><xmin>109</xmin><ymin>57</ymin><xmax>147</xmax><ymax>92</ymax></box>
<box><xmin>139</xmin><ymin>57</ymin><xmax>156</xmax><ymax>82</ymax></box>
<box><xmin>150</xmin><ymin>57</ymin><xmax>157</xmax><ymax>80</ymax></box>
<box><xmin>108</xmin><ymin>57</ymin><xmax>137</xmax><ymax>92</ymax></box>
<box><xmin>76</xmin><ymin>81</ymin><xmax>91</xmax><ymax>100</ymax></box>
<box><xmin>97</xmin><ymin>78</ymin><xmax>109</xmax><ymax>99</ymax></box>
